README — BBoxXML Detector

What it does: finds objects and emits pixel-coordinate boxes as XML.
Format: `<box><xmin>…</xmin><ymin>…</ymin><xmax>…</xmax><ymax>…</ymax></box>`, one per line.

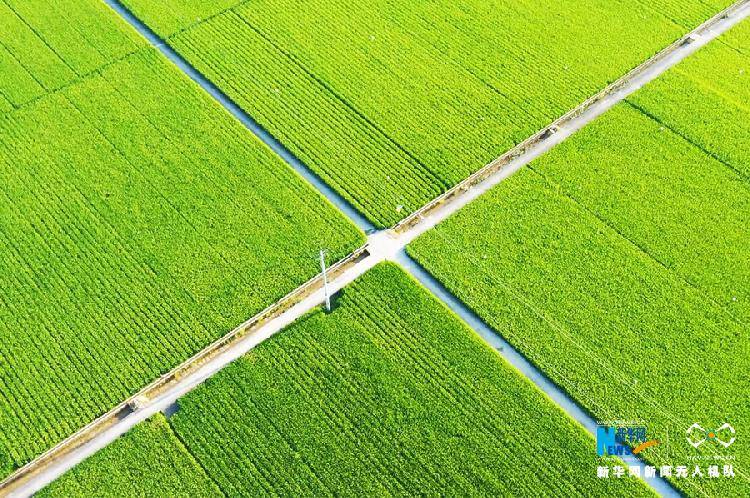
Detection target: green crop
<box><xmin>409</xmin><ymin>29</ymin><xmax>750</xmax><ymax>494</ymax></box>
<box><xmin>2</xmin><ymin>0</ymin><xmax>746</xmax><ymax>494</ymax></box>
<box><xmin>121</xmin><ymin>0</ymin><xmax>732</xmax><ymax>226</ymax></box>
<box><xmin>510</xmin><ymin>20</ymin><xmax>750</xmax><ymax>325</ymax></box>
<box><xmin>526</xmin><ymin>102</ymin><xmax>749</xmax><ymax>323</ymax></box>
<box><xmin>37</xmin><ymin>415</ymin><xmax>222</xmax><ymax>498</ymax></box>
<box><xmin>166</xmin><ymin>263</ymin><xmax>653</xmax><ymax>496</ymax></box>
<box><xmin>720</xmin><ymin>16</ymin><xmax>750</xmax><ymax>54</ymax></box>
<box><xmin>0</xmin><ymin>13</ymin><xmax>363</xmax><ymax>483</ymax></box>
<box><xmin>0</xmin><ymin>0</ymin><xmax>143</xmax><ymax>108</ymax></box>
<box><xmin>408</xmin><ymin>105</ymin><xmax>749</xmax><ymax>496</ymax></box>
<box><xmin>628</xmin><ymin>20</ymin><xmax>750</xmax><ymax>179</ymax></box>
<box><xmin>119</xmin><ymin>0</ymin><xmax>243</xmax><ymax>37</ymax></box>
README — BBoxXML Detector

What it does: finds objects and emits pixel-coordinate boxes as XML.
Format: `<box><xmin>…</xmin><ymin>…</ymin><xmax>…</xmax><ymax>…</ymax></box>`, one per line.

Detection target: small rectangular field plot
<box><xmin>0</xmin><ymin>0</ymin><xmax>143</xmax><ymax>108</ymax></box>
<box><xmin>37</xmin><ymin>415</ymin><xmax>222</xmax><ymax>498</ymax></box>
<box><xmin>628</xmin><ymin>18</ymin><xmax>750</xmax><ymax>179</ymax></box>
<box><xmin>119</xmin><ymin>0</ymin><xmax>245</xmax><ymax>37</ymax></box>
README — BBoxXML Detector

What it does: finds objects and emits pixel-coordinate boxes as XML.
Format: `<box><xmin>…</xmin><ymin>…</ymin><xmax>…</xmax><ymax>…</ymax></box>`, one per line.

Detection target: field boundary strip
<box><xmin>2</xmin><ymin>0</ymin><xmax>749</xmax><ymax>496</ymax></box>
<box><xmin>392</xmin><ymin>0</ymin><xmax>750</xmax><ymax>234</ymax></box>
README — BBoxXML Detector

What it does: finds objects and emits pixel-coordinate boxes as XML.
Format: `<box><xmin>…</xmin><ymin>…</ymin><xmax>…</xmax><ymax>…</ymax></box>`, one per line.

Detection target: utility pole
<box><xmin>320</xmin><ymin>249</ymin><xmax>331</xmax><ymax>312</ymax></box>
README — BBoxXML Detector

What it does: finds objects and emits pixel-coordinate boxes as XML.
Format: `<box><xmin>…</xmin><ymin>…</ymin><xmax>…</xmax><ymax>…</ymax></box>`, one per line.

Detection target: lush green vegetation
<box><xmin>4</xmin><ymin>1</ymin><xmax>745</xmax><ymax>494</ymax></box>
<box><xmin>528</xmin><ymin>102</ymin><xmax>749</xmax><ymax>323</ymax></box>
<box><xmin>0</xmin><ymin>16</ymin><xmax>363</xmax><ymax>483</ymax></box>
<box><xmin>0</xmin><ymin>0</ymin><xmax>143</xmax><ymax>109</ymax></box>
<box><xmin>525</xmin><ymin>18</ymin><xmax>750</xmax><ymax>323</ymax></box>
<box><xmin>409</xmin><ymin>109</ymin><xmax>749</xmax><ymax>496</ymax></box>
<box><xmin>38</xmin><ymin>415</ymin><xmax>221</xmax><ymax>498</ymax></box>
<box><xmin>720</xmin><ymin>15</ymin><xmax>750</xmax><ymax>54</ymax></box>
<box><xmin>167</xmin><ymin>264</ymin><xmax>652</xmax><ymax>496</ymax></box>
<box><xmin>628</xmin><ymin>20</ymin><xmax>750</xmax><ymax>179</ymax></box>
<box><xmin>120</xmin><ymin>0</ymin><xmax>244</xmax><ymax>37</ymax></box>
<box><xmin>123</xmin><ymin>0</ymin><xmax>732</xmax><ymax>226</ymax></box>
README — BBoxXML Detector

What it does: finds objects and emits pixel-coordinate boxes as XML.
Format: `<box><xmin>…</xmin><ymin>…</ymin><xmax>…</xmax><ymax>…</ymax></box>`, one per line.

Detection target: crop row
<box><xmin>528</xmin><ymin>102</ymin><xmax>749</xmax><ymax>324</ymax></box>
<box><xmin>0</xmin><ymin>0</ymin><xmax>142</xmax><ymax>109</ymax></box>
<box><xmin>527</xmin><ymin>14</ymin><xmax>750</xmax><ymax>323</ymax></box>
<box><xmin>0</xmin><ymin>46</ymin><xmax>363</xmax><ymax>479</ymax></box>
<box><xmin>119</xmin><ymin>0</ymin><xmax>245</xmax><ymax>38</ymax></box>
<box><xmin>409</xmin><ymin>169</ymin><xmax>748</xmax><ymax>498</ymax></box>
<box><xmin>120</xmin><ymin>0</ymin><xmax>734</xmax><ymax>227</ymax></box>
<box><xmin>408</xmin><ymin>21</ymin><xmax>750</xmax><ymax>498</ymax></box>
<box><xmin>38</xmin><ymin>415</ymin><xmax>221</xmax><ymax>497</ymax></box>
<box><xmin>169</xmin><ymin>11</ymin><xmax>447</xmax><ymax>228</ymax></box>
<box><xmin>720</xmin><ymin>15</ymin><xmax>750</xmax><ymax>53</ymax></box>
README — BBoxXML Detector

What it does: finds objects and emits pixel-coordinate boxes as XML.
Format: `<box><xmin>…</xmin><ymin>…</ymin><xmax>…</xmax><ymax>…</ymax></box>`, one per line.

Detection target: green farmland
<box><xmin>44</xmin><ymin>264</ymin><xmax>650</xmax><ymax>496</ymax></box>
<box><xmin>628</xmin><ymin>20</ymin><xmax>750</xmax><ymax>179</ymax></box>
<box><xmin>409</xmin><ymin>168</ymin><xmax>749</xmax><ymax>498</ymax></box>
<box><xmin>119</xmin><ymin>0</ymin><xmax>734</xmax><ymax>227</ymax></box>
<box><xmin>0</xmin><ymin>0</ymin><xmax>143</xmax><ymax>109</ymax></box>
<box><xmin>409</xmin><ymin>20</ymin><xmax>750</xmax><ymax>497</ymax></box>
<box><xmin>1</xmin><ymin>0</ymin><xmax>747</xmax><ymax>495</ymax></box>
<box><xmin>525</xmin><ymin>103</ymin><xmax>749</xmax><ymax>323</ymax></box>
<box><xmin>37</xmin><ymin>415</ymin><xmax>221</xmax><ymax>498</ymax></box>
<box><xmin>0</xmin><ymin>2</ymin><xmax>363</xmax><ymax>480</ymax></box>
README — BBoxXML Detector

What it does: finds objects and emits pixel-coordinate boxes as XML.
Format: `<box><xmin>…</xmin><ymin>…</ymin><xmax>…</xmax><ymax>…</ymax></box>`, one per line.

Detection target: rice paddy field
<box><xmin>119</xmin><ymin>0</ymin><xmax>734</xmax><ymax>227</ymax></box>
<box><xmin>2</xmin><ymin>0</ymin><xmax>748</xmax><ymax>496</ymax></box>
<box><xmin>42</xmin><ymin>265</ymin><xmax>654</xmax><ymax>497</ymax></box>
<box><xmin>0</xmin><ymin>0</ymin><xmax>363</xmax><ymax>479</ymax></box>
<box><xmin>408</xmin><ymin>19</ymin><xmax>750</xmax><ymax>497</ymax></box>
<box><xmin>628</xmin><ymin>19</ymin><xmax>750</xmax><ymax>181</ymax></box>
<box><xmin>37</xmin><ymin>415</ymin><xmax>222</xmax><ymax>498</ymax></box>
<box><xmin>0</xmin><ymin>0</ymin><xmax>143</xmax><ymax>110</ymax></box>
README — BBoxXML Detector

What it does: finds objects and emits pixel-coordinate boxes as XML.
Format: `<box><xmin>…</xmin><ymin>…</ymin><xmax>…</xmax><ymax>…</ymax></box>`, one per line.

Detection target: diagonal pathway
<box><xmin>5</xmin><ymin>1</ymin><xmax>749</xmax><ymax>496</ymax></box>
